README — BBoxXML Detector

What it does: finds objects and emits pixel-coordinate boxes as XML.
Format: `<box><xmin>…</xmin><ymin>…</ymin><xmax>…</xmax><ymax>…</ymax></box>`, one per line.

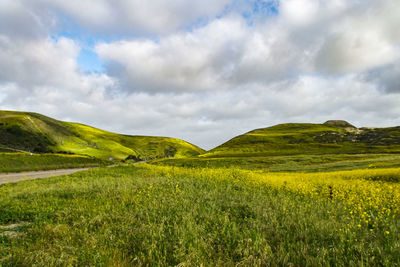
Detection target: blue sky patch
<box><xmin>77</xmin><ymin>48</ymin><xmax>104</xmax><ymax>73</ymax></box>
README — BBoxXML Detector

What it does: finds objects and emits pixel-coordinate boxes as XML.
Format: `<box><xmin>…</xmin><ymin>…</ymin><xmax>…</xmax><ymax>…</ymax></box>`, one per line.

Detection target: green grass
<box><xmin>2</xmin><ymin>113</ymin><xmax>400</xmax><ymax>265</ymax></box>
<box><xmin>202</xmin><ymin>123</ymin><xmax>400</xmax><ymax>157</ymax></box>
<box><xmin>0</xmin><ymin>153</ymin><xmax>109</xmax><ymax>173</ymax></box>
<box><xmin>152</xmin><ymin>153</ymin><xmax>400</xmax><ymax>172</ymax></box>
<box><xmin>0</xmin><ymin>110</ymin><xmax>204</xmax><ymax>160</ymax></box>
<box><xmin>0</xmin><ymin>165</ymin><xmax>399</xmax><ymax>266</ymax></box>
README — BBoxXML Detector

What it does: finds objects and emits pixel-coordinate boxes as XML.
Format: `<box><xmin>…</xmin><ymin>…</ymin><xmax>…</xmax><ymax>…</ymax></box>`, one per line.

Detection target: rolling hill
<box><xmin>0</xmin><ymin>111</ymin><xmax>204</xmax><ymax>160</ymax></box>
<box><xmin>201</xmin><ymin>120</ymin><xmax>400</xmax><ymax>158</ymax></box>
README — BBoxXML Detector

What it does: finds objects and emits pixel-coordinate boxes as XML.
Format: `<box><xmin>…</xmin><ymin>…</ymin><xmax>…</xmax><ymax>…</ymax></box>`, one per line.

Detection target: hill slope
<box><xmin>201</xmin><ymin>121</ymin><xmax>400</xmax><ymax>157</ymax></box>
<box><xmin>0</xmin><ymin>111</ymin><xmax>204</xmax><ymax>160</ymax></box>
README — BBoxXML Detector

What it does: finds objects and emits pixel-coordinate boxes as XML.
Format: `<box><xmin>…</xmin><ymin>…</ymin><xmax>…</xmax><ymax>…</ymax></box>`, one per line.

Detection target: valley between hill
<box><xmin>1</xmin><ymin>111</ymin><xmax>400</xmax><ymax>265</ymax></box>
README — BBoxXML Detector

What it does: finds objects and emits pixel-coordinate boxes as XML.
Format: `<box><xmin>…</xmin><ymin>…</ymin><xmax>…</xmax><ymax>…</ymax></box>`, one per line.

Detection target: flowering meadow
<box><xmin>1</xmin><ymin>165</ymin><xmax>399</xmax><ymax>265</ymax></box>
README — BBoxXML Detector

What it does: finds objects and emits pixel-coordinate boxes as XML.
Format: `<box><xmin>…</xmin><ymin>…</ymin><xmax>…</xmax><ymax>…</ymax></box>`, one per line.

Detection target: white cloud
<box><xmin>314</xmin><ymin>0</ymin><xmax>400</xmax><ymax>73</ymax></box>
<box><xmin>0</xmin><ymin>0</ymin><xmax>56</xmax><ymax>39</ymax></box>
<box><xmin>1</xmin><ymin>0</ymin><xmax>400</xmax><ymax>149</ymax></box>
<box><xmin>363</xmin><ymin>62</ymin><xmax>400</xmax><ymax>93</ymax></box>
<box><xmin>316</xmin><ymin>30</ymin><xmax>398</xmax><ymax>73</ymax></box>
<box><xmin>95</xmin><ymin>0</ymin><xmax>400</xmax><ymax>93</ymax></box>
<box><xmin>35</xmin><ymin>0</ymin><xmax>231</xmax><ymax>35</ymax></box>
<box><xmin>0</xmin><ymin>36</ymin><xmax>80</xmax><ymax>88</ymax></box>
<box><xmin>280</xmin><ymin>0</ymin><xmax>320</xmax><ymax>25</ymax></box>
<box><xmin>96</xmin><ymin>15</ymin><xmax>301</xmax><ymax>92</ymax></box>
<box><xmin>96</xmin><ymin>16</ymin><xmax>246</xmax><ymax>91</ymax></box>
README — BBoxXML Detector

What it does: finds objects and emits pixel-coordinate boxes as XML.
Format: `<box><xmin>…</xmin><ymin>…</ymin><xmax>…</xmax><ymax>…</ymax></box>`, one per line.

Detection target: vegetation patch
<box><xmin>0</xmin><ymin>165</ymin><xmax>399</xmax><ymax>266</ymax></box>
<box><xmin>0</xmin><ymin>153</ymin><xmax>108</xmax><ymax>173</ymax></box>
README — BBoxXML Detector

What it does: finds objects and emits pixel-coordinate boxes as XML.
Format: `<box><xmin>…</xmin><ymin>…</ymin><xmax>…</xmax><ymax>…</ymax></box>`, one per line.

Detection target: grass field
<box><xmin>0</xmin><ymin>165</ymin><xmax>399</xmax><ymax>266</ymax></box>
<box><xmin>0</xmin><ymin>153</ymin><xmax>109</xmax><ymax>173</ymax></box>
<box><xmin>152</xmin><ymin>153</ymin><xmax>400</xmax><ymax>172</ymax></box>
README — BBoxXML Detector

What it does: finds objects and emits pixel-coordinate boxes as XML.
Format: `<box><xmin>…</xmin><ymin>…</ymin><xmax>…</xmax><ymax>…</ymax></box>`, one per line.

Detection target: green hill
<box><xmin>0</xmin><ymin>111</ymin><xmax>204</xmax><ymax>160</ymax></box>
<box><xmin>201</xmin><ymin>121</ymin><xmax>400</xmax><ymax>157</ymax></box>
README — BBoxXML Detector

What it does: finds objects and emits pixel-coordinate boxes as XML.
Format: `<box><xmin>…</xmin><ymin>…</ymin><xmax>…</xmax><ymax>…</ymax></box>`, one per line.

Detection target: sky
<box><xmin>1</xmin><ymin>0</ymin><xmax>400</xmax><ymax>149</ymax></box>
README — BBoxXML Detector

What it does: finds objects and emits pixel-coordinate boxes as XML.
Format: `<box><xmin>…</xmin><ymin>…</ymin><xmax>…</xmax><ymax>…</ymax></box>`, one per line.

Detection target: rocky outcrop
<box><xmin>324</xmin><ymin>120</ymin><xmax>356</xmax><ymax>129</ymax></box>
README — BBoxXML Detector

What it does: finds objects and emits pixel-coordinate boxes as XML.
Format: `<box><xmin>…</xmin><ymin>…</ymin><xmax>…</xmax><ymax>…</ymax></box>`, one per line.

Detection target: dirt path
<box><xmin>0</xmin><ymin>168</ymin><xmax>91</xmax><ymax>185</ymax></box>
<box><xmin>0</xmin><ymin>163</ymin><xmax>146</xmax><ymax>185</ymax></box>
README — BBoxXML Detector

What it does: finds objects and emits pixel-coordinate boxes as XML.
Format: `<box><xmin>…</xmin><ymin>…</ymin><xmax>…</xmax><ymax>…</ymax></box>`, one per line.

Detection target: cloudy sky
<box><xmin>1</xmin><ymin>0</ymin><xmax>399</xmax><ymax>149</ymax></box>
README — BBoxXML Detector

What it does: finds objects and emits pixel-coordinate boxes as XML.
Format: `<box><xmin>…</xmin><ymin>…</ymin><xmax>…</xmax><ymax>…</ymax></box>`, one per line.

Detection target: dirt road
<box><xmin>0</xmin><ymin>168</ymin><xmax>91</xmax><ymax>185</ymax></box>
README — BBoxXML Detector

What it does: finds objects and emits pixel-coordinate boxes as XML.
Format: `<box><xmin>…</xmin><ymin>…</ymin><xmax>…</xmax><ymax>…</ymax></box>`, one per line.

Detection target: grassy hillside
<box><xmin>0</xmin><ymin>165</ymin><xmax>399</xmax><ymax>265</ymax></box>
<box><xmin>0</xmin><ymin>153</ymin><xmax>108</xmax><ymax>173</ymax></box>
<box><xmin>201</xmin><ymin>122</ymin><xmax>400</xmax><ymax>158</ymax></box>
<box><xmin>0</xmin><ymin>111</ymin><xmax>204</xmax><ymax>160</ymax></box>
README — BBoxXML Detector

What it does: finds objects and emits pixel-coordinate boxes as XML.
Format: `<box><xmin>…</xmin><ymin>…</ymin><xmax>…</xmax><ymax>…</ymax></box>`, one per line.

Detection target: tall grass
<box><xmin>0</xmin><ymin>165</ymin><xmax>399</xmax><ymax>266</ymax></box>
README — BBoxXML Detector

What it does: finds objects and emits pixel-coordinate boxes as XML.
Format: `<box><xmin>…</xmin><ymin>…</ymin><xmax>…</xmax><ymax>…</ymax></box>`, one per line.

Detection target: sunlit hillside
<box><xmin>201</xmin><ymin>121</ymin><xmax>400</xmax><ymax>158</ymax></box>
<box><xmin>0</xmin><ymin>111</ymin><xmax>204</xmax><ymax>160</ymax></box>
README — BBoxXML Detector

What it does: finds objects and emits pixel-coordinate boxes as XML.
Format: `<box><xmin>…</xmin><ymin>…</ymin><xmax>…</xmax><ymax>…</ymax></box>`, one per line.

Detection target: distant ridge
<box><xmin>201</xmin><ymin>122</ymin><xmax>400</xmax><ymax>157</ymax></box>
<box><xmin>0</xmin><ymin>110</ymin><xmax>204</xmax><ymax>160</ymax></box>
